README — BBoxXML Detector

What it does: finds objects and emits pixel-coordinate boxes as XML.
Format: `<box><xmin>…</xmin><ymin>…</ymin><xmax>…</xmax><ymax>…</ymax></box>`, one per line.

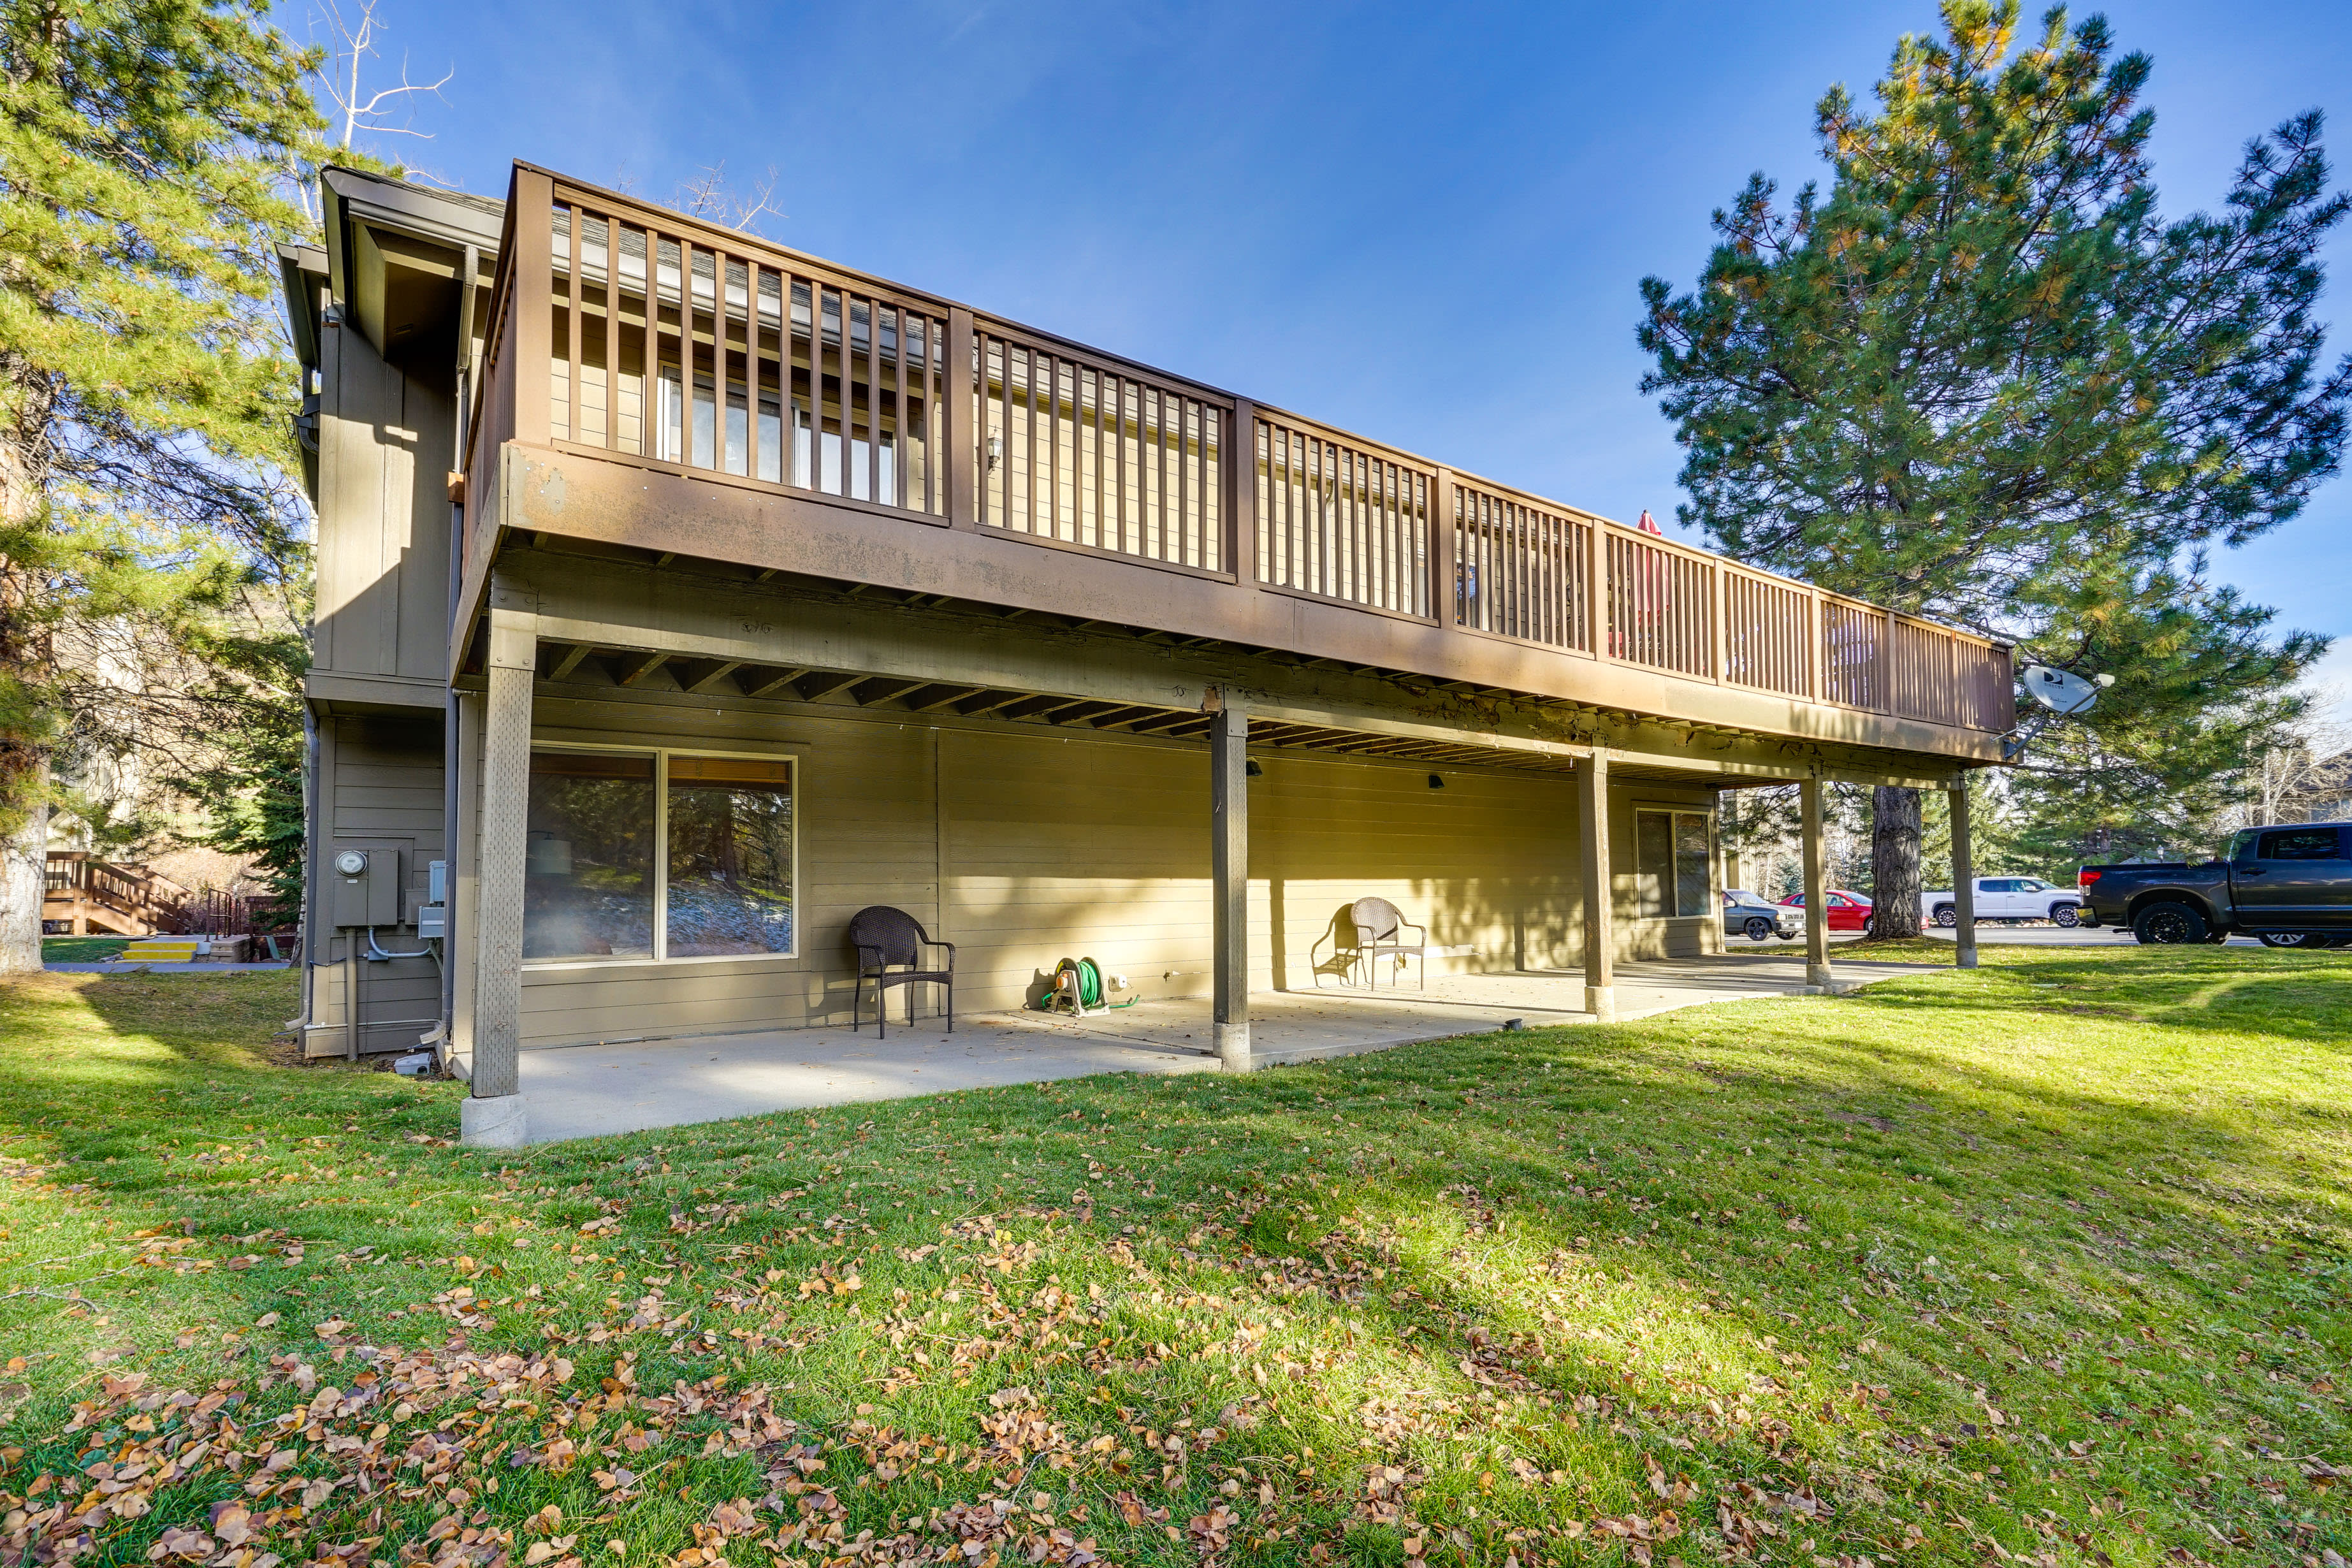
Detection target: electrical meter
<box><xmin>330</xmin><ymin>847</ymin><xmax>402</xmax><ymax>928</ymax></box>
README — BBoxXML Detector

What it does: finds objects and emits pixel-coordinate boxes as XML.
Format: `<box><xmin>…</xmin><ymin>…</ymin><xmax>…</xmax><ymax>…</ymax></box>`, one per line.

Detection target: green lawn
<box><xmin>1</xmin><ymin>948</ymin><xmax>2344</xmax><ymax>1567</ymax></box>
<box><xmin>40</xmin><ymin>936</ymin><xmax>129</xmax><ymax>962</ymax></box>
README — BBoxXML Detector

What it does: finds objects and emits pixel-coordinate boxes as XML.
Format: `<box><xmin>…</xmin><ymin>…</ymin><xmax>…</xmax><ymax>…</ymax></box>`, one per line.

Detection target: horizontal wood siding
<box><xmin>1249</xmin><ymin>754</ymin><xmax>1577</xmax><ymax>985</ymax></box>
<box><xmin>306</xmin><ymin>715</ymin><xmax>446</xmax><ymax>1055</ymax></box>
<box><xmin>943</xmin><ymin>729</ymin><xmax>1210</xmax><ymax>1013</ymax></box>
<box><xmin>517</xmin><ymin>700</ymin><xmax>936</xmax><ymax>1046</ymax></box>
<box><xmin>494</xmin><ymin>694</ymin><xmax>1702</xmax><ymax>1046</ymax></box>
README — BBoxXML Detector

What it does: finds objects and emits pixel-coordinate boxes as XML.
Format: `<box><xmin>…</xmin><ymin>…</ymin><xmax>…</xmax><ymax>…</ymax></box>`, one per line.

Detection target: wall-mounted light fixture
<box><xmin>986</xmin><ymin>430</ymin><xmax>1003</xmax><ymax>470</ymax></box>
<box><xmin>1245</xmin><ymin>759</ymin><xmax>1263</xmax><ymax>777</ymax></box>
<box><xmin>1427</xmin><ymin>773</ymin><xmax>1445</xmax><ymax>789</ymax></box>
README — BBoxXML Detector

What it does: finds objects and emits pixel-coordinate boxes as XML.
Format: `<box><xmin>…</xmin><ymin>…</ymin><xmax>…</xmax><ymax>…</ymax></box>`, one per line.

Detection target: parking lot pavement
<box><xmin>1917</xmin><ymin>925</ymin><xmax>2275</xmax><ymax>947</ymax></box>
<box><xmin>1724</xmin><ymin>925</ymin><xmax>2279</xmax><ymax>949</ymax></box>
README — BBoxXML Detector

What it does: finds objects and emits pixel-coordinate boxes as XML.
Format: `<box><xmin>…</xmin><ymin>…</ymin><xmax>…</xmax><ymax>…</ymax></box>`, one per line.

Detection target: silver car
<box><xmin>1724</xmin><ymin>889</ymin><xmax>1804</xmax><ymax>942</ymax></box>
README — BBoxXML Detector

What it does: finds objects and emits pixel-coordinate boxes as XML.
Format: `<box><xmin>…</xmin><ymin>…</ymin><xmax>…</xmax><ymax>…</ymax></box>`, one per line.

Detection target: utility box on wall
<box><xmin>412</xmin><ymin>859</ymin><xmax>447</xmax><ymax>938</ymax></box>
<box><xmin>329</xmin><ymin>847</ymin><xmax>403</xmax><ymax>929</ymax></box>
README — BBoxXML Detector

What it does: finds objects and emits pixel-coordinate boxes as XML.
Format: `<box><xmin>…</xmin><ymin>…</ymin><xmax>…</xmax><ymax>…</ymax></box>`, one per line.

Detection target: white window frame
<box><xmin>523</xmin><ymin>741</ymin><xmax>801</xmax><ymax>969</ymax></box>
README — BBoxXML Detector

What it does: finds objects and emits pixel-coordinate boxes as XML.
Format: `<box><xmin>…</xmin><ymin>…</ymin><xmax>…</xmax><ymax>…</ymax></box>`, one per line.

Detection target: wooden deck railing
<box><xmin>1256</xmin><ymin>414</ymin><xmax>1430</xmax><ymax>615</ymax></box>
<box><xmin>44</xmin><ymin>853</ymin><xmax>198</xmax><ymax>936</ymax></box>
<box><xmin>1450</xmin><ymin>478</ymin><xmax>1589</xmax><ymax>651</ymax></box>
<box><xmin>976</xmin><ymin>322</ymin><xmax>1225</xmax><ymax>572</ymax></box>
<box><xmin>467</xmin><ymin>166</ymin><xmax>2015</xmax><ymax>740</ymax></box>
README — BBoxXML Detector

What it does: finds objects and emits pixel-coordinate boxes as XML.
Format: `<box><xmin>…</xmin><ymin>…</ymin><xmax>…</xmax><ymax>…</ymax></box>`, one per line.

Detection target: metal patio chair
<box><xmin>848</xmin><ymin>905</ymin><xmax>955</xmax><ymax>1038</ymax></box>
<box><xmin>1350</xmin><ymin>896</ymin><xmax>1428</xmax><ymax>991</ymax></box>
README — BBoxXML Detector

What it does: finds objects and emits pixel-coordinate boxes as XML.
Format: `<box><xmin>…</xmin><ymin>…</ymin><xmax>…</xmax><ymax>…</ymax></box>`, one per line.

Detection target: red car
<box><xmin>1779</xmin><ymin>889</ymin><xmax>1873</xmax><ymax>931</ymax></box>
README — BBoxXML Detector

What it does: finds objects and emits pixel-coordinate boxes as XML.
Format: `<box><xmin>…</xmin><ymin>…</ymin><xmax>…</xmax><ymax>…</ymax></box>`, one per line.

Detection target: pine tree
<box><xmin>1</xmin><ymin>0</ymin><xmax>324</xmax><ymax>971</ymax></box>
<box><xmin>1637</xmin><ymin>1</ymin><xmax>2350</xmax><ymax>934</ymax></box>
<box><xmin>164</xmin><ymin>614</ymin><xmax>309</xmax><ymax>927</ymax></box>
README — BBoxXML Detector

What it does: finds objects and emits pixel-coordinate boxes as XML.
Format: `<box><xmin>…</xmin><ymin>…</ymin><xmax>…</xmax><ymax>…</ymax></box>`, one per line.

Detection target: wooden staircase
<box><xmin>43</xmin><ymin>853</ymin><xmax>196</xmax><ymax>938</ymax></box>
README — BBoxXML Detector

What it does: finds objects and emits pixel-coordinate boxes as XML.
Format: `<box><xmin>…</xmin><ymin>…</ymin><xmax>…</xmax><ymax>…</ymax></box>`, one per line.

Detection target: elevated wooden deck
<box><xmin>451</xmin><ymin>164</ymin><xmax>2011</xmax><ymax>764</ymax></box>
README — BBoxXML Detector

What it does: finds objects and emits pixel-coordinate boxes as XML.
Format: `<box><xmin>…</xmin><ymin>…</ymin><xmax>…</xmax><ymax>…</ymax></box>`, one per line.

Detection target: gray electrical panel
<box><xmin>329</xmin><ymin>847</ymin><xmax>403</xmax><ymax>929</ymax></box>
<box><xmin>414</xmin><ymin>859</ymin><xmax>448</xmax><ymax>940</ymax></box>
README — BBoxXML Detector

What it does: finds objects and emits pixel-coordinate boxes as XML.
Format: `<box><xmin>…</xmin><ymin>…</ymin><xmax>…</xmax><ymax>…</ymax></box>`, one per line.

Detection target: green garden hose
<box><xmin>1033</xmin><ymin>955</ymin><xmax>1135</xmax><ymax>1013</ymax></box>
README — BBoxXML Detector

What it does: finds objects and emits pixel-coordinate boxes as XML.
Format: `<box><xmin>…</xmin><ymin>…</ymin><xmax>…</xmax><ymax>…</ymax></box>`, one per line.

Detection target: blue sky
<box><xmin>317</xmin><ymin>0</ymin><xmax>2352</xmax><ymax>717</ymax></box>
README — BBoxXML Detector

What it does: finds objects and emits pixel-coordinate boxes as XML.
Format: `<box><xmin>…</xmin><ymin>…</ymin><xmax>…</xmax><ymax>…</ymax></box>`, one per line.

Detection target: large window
<box><xmin>665</xmin><ymin>757</ymin><xmax>795</xmax><ymax>957</ymax></box>
<box><xmin>1635</xmin><ymin>808</ymin><xmax>1713</xmax><ymax>919</ymax></box>
<box><xmin>525</xmin><ymin>752</ymin><xmax>656</xmax><ymax>960</ymax></box>
<box><xmin>523</xmin><ymin>748</ymin><xmax>795</xmax><ymax>964</ymax></box>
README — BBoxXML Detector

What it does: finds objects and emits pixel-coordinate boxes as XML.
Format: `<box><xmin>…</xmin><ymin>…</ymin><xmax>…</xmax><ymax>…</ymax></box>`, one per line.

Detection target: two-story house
<box><xmin>281</xmin><ymin>164</ymin><xmax>2010</xmax><ymax>1146</ymax></box>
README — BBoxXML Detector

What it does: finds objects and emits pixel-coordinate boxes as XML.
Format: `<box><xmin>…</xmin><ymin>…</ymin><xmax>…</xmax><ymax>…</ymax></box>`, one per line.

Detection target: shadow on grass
<box><xmin>2</xmin><ymin>951</ymin><xmax>2347</xmax><ymax>1566</ymax></box>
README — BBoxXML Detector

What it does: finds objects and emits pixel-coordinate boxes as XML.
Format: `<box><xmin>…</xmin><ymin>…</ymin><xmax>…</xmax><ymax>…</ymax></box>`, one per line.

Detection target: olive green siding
<box><xmin>312</xmin><ymin>311</ymin><xmax>455</xmax><ymax>697</ymax></box>
<box><xmin>433</xmin><ymin>690</ymin><xmax>1720</xmax><ymax>1050</ymax></box>
<box><xmin>302</xmin><ymin>713</ymin><xmax>446</xmax><ymax>1057</ymax></box>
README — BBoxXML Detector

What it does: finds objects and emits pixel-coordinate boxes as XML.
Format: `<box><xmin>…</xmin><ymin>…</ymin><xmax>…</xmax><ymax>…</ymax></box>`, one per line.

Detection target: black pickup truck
<box><xmin>2077</xmin><ymin>821</ymin><xmax>2352</xmax><ymax>947</ymax></box>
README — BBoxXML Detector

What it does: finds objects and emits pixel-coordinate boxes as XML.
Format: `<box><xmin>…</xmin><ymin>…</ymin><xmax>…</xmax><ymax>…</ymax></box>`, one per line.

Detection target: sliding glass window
<box><xmin>523</xmin><ymin>748</ymin><xmax>796</xmax><ymax>964</ymax></box>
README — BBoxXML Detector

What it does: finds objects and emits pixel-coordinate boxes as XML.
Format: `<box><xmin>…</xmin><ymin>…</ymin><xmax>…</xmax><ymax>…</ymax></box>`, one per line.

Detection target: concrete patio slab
<box><xmin>508</xmin><ymin>951</ymin><xmax>1936</xmax><ymax>1145</ymax></box>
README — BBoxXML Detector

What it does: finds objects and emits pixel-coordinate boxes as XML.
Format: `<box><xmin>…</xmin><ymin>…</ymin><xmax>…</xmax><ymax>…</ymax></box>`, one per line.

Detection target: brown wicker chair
<box><xmin>848</xmin><ymin>905</ymin><xmax>954</xmax><ymax>1038</ymax></box>
<box><xmin>1349</xmin><ymin>896</ymin><xmax>1428</xmax><ymax>990</ymax></box>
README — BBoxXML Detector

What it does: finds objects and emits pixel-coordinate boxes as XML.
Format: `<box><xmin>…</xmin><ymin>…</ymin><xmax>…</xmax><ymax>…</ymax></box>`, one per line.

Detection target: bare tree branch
<box><xmin>309</xmin><ymin>0</ymin><xmax>453</xmax><ymax>152</ymax></box>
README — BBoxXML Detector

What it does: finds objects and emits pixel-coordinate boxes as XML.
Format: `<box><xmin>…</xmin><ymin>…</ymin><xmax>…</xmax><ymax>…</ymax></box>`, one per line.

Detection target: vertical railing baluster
<box><xmin>1373</xmin><ymin>460</ymin><xmax>1392</xmax><ymax>611</ymax></box>
<box><xmin>712</xmin><ymin>244</ymin><xmax>732</xmax><ymax>476</ymax></box>
<box><xmin>748</xmin><ymin>261</ymin><xmax>767</xmax><ymax>479</ymax></box>
<box><xmin>889</xmin><ymin>303</ymin><xmax>904</xmax><ymax>510</ymax></box>
<box><xmin>864</xmin><ymin>294</ymin><xmax>880</xmax><ymax>505</ymax></box>
<box><xmin>1254</xmin><ymin>419</ymin><xmax>1270</xmax><ymax>583</ymax></box>
<box><xmin>1042</xmin><ymin>349</ymin><xmax>1054</xmax><ymax>534</ymax></box>
<box><xmin>561</xmin><ymin>203</ymin><xmax>580</xmax><ymax>444</ymax></box>
<box><xmin>934</xmin><ymin>314</ymin><xmax>948</xmax><ymax>516</ymax></box>
<box><xmin>1016</xmin><ymin>342</ymin><xmax>1033</xmax><ymax>534</ymax></box>
<box><xmin>792</xmin><ymin>277</ymin><xmax>809</xmax><ymax>489</ymax></box>
<box><xmin>681</xmin><ymin>235</ymin><xmax>699</xmax><ymax>467</ymax></box>
<box><xmin>1181</xmin><ymin>395</ymin><xmax>1194</xmax><ymax>567</ymax></box>
<box><xmin>1514</xmin><ymin>502</ymin><xmax>1529</xmax><ymax>639</ymax></box>
<box><xmin>633</xmin><ymin>223</ymin><xmax>651</xmax><ymax>458</ymax></box>
<box><xmin>1289</xmin><ymin>425</ymin><xmax>1307</xmax><ymax>592</ymax></box>
<box><xmin>597</xmin><ymin>212</ymin><xmax>616</xmax><ymax>452</ymax></box>
<box><xmin>808</xmin><ymin>281</ymin><xmax>823</xmax><ymax>489</ymax></box>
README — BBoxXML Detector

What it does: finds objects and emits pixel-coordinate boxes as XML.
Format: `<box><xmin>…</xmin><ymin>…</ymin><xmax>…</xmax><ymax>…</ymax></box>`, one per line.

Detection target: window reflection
<box><xmin>665</xmin><ymin>757</ymin><xmax>794</xmax><ymax>957</ymax></box>
<box><xmin>1636</xmin><ymin>808</ymin><xmax>1714</xmax><ymax>919</ymax></box>
<box><xmin>525</xmin><ymin>752</ymin><xmax>656</xmax><ymax>960</ymax></box>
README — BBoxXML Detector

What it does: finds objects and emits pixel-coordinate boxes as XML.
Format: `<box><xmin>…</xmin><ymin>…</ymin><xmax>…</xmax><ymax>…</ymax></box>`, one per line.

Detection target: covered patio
<box><xmin>505</xmin><ymin>950</ymin><xmax>1936</xmax><ymax>1143</ymax></box>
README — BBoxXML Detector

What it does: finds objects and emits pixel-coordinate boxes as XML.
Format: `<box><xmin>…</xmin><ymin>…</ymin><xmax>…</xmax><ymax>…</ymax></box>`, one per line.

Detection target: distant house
<box><xmin>280</xmin><ymin>164</ymin><xmax>2015</xmax><ymax>1143</ymax></box>
<box><xmin>2303</xmin><ymin>750</ymin><xmax>2352</xmax><ymax>822</ymax></box>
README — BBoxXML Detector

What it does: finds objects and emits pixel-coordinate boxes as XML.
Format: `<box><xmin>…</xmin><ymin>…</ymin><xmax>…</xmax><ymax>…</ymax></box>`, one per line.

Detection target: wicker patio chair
<box><xmin>1349</xmin><ymin>896</ymin><xmax>1428</xmax><ymax>991</ymax></box>
<box><xmin>848</xmin><ymin>905</ymin><xmax>955</xmax><ymax>1038</ymax></box>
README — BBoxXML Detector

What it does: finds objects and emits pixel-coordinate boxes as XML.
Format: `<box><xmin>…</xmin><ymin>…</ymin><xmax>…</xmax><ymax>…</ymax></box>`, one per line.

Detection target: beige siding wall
<box><xmin>333</xmin><ymin>685</ymin><xmax>1721</xmax><ymax>1053</ymax></box>
<box><xmin>942</xmin><ymin>729</ymin><xmax>1208</xmax><ymax>1013</ymax></box>
<box><xmin>1250</xmin><ymin>751</ymin><xmax>1579</xmax><ymax>987</ymax></box>
<box><xmin>494</xmin><ymin>695</ymin><xmax>1688</xmax><ymax>1047</ymax></box>
<box><xmin>517</xmin><ymin>698</ymin><xmax>940</xmax><ymax>1047</ymax></box>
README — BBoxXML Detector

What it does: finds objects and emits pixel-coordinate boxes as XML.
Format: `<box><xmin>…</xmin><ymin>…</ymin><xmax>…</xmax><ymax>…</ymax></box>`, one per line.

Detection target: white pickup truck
<box><xmin>1922</xmin><ymin>876</ymin><xmax>2084</xmax><ymax>928</ymax></box>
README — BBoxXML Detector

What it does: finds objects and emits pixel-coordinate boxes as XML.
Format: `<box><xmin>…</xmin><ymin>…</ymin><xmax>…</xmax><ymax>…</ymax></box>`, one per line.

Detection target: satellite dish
<box><xmin>2020</xmin><ymin>664</ymin><xmax>2104</xmax><ymax>716</ymax></box>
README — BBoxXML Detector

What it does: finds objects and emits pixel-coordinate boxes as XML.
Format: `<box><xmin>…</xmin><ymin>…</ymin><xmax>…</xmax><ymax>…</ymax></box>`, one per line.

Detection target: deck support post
<box><xmin>1210</xmin><ymin>697</ymin><xmax>1251</xmax><ymax>1071</ymax></box>
<box><xmin>1801</xmin><ymin>778</ymin><xmax>1833</xmax><ymax>989</ymax></box>
<box><xmin>1948</xmin><ymin>778</ymin><xmax>1979</xmax><ymax>969</ymax></box>
<box><xmin>462</xmin><ymin>609</ymin><xmax>534</xmax><ymax>1147</ymax></box>
<box><xmin>1579</xmin><ymin>748</ymin><xmax>1614</xmax><ymax>1020</ymax></box>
